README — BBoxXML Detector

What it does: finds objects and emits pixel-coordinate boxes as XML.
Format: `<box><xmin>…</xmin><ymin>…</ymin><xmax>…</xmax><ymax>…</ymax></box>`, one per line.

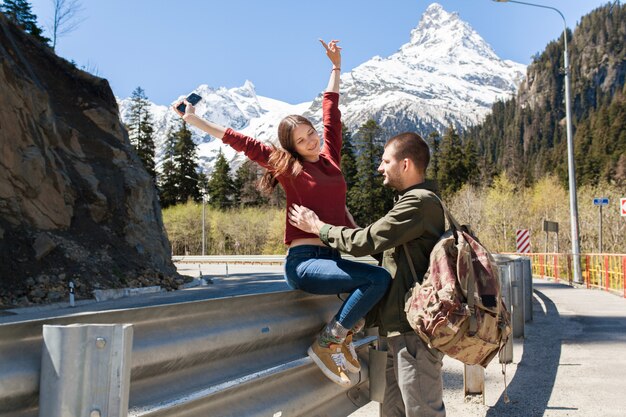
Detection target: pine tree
<box><xmin>340</xmin><ymin>123</ymin><xmax>359</xmax><ymax>214</ymax></box>
<box><xmin>173</xmin><ymin>121</ymin><xmax>201</xmax><ymax>203</ymax></box>
<box><xmin>125</xmin><ymin>87</ymin><xmax>156</xmax><ymax>180</ymax></box>
<box><xmin>341</xmin><ymin>123</ymin><xmax>357</xmax><ymax>189</ymax></box>
<box><xmin>350</xmin><ymin>120</ymin><xmax>393</xmax><ymax>226</ymax></box>
<box><xmin>438</xmin><ymin>125</ymin><xmax>467</xmax><ymax>196</ymax></box>
<box><xmin>426</xmin><ymin>131</ymin><xmax>441</xmax><ymax>181</ymax></box>
<box><xmin>234</xmin><ymin>160</ymin><xmax>267</xmax><ymax>207</ymax></box>
<box><xmin>157</xmin><ymin>127</ymin><xmax>178</xmax><ymax>208</ymax></box>
<box><xmin>1</xmin><ymin>0</ymin><xmax>50</xmax><ymax>43</ymax></box>
<box><xmin>463</xmin><ymin>138</ymin><xmax>479</xmax><ymax>186</ymax></box>
<box><xmin>207</xmin><ymin>149</ymin><xmax>235</xmax><ymax>209</ymax></box>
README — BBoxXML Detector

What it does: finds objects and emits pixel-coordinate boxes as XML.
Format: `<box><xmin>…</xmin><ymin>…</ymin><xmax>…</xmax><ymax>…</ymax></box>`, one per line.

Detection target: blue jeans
<box><xmin>284</xmin><ymin>245</ymin><xmax>391</xmax><ymax>329</ymax></box>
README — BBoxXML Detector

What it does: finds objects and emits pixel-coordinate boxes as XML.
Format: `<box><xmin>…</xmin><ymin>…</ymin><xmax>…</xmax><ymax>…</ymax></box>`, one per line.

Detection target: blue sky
<box><xmin>29</xmin><ymin>0</ymin><xmax>611</xmax><ymax>105</ymax></box>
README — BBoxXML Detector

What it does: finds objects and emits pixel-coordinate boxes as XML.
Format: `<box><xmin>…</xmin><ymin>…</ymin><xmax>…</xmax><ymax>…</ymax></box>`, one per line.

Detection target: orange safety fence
<box><xmin>501</xmin><ymin>252</ymin><xmax>626</xmax><ymax>298</ymax></box>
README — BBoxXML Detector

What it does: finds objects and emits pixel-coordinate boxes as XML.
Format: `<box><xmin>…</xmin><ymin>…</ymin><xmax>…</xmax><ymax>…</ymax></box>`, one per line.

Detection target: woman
<box><xmin>174</xmin><ymin>40</ymin><xmax>391</xmax><ymax>387</ymax></box>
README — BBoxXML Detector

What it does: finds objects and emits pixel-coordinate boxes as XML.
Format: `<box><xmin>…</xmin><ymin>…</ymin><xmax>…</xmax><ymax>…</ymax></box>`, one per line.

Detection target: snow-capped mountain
<box><xmin>306</xmin><ymin>3</ymin><xmax>525</xmax><ymax>134</ymax></box>
<box><xmin>117</xmin><ymin>81</ymin><xmax>308</xmax><ymax>170</ymax></box>
<box><xmin>118</xmin><ymin>3</ymin><xmax>526</xmax><ymax>174</ymax></box>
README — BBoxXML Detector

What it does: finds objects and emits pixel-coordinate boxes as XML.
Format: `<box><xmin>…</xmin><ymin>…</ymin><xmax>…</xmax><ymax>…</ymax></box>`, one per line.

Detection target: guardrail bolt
<box><xmin>90</xmin><ymin>410</ymin><xmax>101</xmax><ymax>417</ymax></box>
<box><xmin>95</xmin><ymin>337</ymin><xmax>106</xmax><ymax>349</ymax></box>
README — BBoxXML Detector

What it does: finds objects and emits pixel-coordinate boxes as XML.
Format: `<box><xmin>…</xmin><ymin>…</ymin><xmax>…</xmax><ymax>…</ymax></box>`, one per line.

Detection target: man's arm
<box><xmin>289</xmin><ymin>193</ymin><xmax>429</xmax><ymax>257</ymax></box>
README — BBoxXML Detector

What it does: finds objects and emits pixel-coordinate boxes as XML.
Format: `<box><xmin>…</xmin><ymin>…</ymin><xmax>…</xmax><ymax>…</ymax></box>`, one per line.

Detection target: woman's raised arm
<box><xmin>173</xmin><ymin>100</ymin><xmax>227</xmax><ymax>140</ymax></box>
<box><xmin>320</xmin><ymin>39</ymin><xmax>341</xmax><ymax>93</ymax></box>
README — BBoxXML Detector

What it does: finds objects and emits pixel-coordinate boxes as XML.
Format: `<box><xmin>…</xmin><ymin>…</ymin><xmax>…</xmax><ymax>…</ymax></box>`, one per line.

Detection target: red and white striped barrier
<box><xmin>516</xmin><ymin>229</ymin><xmax>531</xmax><ymax>253</ymax></box>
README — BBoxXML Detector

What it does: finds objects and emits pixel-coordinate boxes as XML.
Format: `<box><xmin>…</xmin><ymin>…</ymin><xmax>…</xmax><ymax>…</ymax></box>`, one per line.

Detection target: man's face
<box><xmin>378</xmin><ymin>144</ymin><xmax>404</xmax><ymax>190</ymax></box>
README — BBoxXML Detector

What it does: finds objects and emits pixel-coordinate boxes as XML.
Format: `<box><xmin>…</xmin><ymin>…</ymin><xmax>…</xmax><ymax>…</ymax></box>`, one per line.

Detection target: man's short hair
<box><xmin>385</xmin><ymin>132</ymin><xmax>430</xmax><ymax>173</ymax></box>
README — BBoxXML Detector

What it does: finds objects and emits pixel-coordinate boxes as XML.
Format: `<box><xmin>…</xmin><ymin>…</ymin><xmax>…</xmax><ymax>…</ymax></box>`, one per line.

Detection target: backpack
<box><xmin>403</xmin><ymin>196</ymin><xmax>511</xmax><ymax>368</ymax></box>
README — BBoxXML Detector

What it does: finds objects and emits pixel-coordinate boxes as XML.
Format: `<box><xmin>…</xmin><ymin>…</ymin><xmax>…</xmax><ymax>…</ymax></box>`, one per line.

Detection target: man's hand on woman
<box><xmin>288</xmin><ymin>204</ymin><xmax>325</xmax><ymax>235</ymax></box>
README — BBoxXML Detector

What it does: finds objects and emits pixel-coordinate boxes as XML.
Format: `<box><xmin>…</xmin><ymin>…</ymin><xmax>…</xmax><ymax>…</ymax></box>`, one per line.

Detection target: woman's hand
<box><xmin>320</xmin><ymin>39</ymin><xmax>341</xmax><ymax>69</ymax></box>
<box><xmin>172</xmin><ymin>100</ymin><xmax>196</xmax><ymax>120</ymax></box>
<box><xmin>288</xmin><ymin>204</ymin><xmax>325</xmax><ymax>235</ymax></box>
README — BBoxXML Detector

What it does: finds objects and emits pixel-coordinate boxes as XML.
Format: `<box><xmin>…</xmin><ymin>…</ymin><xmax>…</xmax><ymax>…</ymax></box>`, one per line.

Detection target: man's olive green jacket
<box><xmin>320</xmin><ymin>181</ymin><xmax>444</xmax><ymax>336</ymax></box>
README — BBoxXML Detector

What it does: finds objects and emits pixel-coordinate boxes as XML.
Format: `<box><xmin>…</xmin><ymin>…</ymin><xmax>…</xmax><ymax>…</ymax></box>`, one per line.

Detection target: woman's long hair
<box><xmin>258</xmin><ymin>115</ymin><xmax>314</xmax><ymax>194</ymax></box>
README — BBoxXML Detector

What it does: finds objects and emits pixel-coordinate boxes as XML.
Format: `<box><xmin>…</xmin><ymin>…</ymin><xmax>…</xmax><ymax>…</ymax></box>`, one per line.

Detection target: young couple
<box><xmin>175</xmin><ymin>40</ymin><xmax>446</xmax><ymax>417</ymax></box>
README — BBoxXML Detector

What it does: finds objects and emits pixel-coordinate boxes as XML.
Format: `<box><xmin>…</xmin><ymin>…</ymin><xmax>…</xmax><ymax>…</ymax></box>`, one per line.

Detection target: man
<box><xmin>288</xmin><ymin>132</ymin><xmax>446</xmax><ymax>417</ymax></box>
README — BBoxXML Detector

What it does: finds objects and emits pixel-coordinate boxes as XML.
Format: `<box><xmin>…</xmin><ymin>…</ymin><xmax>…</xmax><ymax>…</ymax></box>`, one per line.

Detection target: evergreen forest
<box><xmin>160</xmin><ymin>3</ymin><xmax>625</xmax><ymax>255</ymax></box>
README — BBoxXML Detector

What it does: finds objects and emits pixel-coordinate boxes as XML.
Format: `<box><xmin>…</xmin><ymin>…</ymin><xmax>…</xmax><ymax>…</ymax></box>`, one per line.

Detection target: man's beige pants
<box><xmin>381</xmin><ymin>332</ymin><xmax>446</xmax><ymax>417</ymax></box>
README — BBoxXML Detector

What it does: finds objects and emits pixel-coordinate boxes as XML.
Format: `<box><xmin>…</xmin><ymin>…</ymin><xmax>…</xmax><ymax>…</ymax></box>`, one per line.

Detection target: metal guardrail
<box><xmin>1</xmin><ymin>254</ymin><xmax>532</xmax><ymax>415</ymax></box>
<box><xmin>0</xmin><ymin>291</ymin><xmax>374</xmax><ymax>417</ymax></box>
<box><xmin>173</xmin><ymin>254</ymin><xmax>379</xmax><ymax>265</ymax></box>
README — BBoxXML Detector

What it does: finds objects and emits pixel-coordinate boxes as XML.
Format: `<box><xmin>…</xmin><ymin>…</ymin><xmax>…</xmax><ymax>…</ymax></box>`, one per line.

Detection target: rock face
<box><xmin>0</xmin><ymin>14</ymin><xmax>180</xmax><ymax>307</ymax></box>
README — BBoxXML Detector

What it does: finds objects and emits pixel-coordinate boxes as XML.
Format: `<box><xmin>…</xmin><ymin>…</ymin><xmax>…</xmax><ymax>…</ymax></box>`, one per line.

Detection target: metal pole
<box><xmin>598</xmin><ymin>205</ymin><xmax>602</xmax><ymax>253</ymax></box>
<box><xmin>202</xmin><ymin>191</ymin><xmax>206</xmax><ymax>256</ymax></box>
<box><xmin>493</xmin><ymin>0</ymin><xmax>582</xmax><ymax>283</ymax></box>
<box><xmin>563</xmin><ymin>26</ymin><xmax>583</xmax><ymax>283</ymax></box>
<box><xmin>69</xmin><ymin>281</ymin><xmax>75</xmax><ymax>307</ymax></box>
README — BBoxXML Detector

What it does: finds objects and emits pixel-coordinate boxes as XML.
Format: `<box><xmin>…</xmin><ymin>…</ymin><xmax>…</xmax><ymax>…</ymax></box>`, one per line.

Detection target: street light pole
<box><xmin>184</xmin><ymin>175</ymin><xmax>207</xmax><ymax>256</ymax></box>
<box><xmin>493</xmin><ymin>0</ymin><xmax>582</xmax><ymax>284</ymax></box>
<box><xmin>201</xmin><ymin>190</ymin><xmax>206</xmax><ymax>256</ymax></box>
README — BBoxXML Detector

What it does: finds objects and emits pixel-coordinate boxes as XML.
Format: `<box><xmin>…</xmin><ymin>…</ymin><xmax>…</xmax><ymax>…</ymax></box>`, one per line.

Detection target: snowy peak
<box><xmin>403</xmin><ymin>2</ymin><xmax>499</xmax><ymax>63</ymax></box>
<box><xmin>326</xmin><ymin>2</ymin><xmax>526</xmax><ymax>135</ymax></box>
<box><xmin>408</xmin><ymin>3</ymin><xmax>456</xmax><ymax>46</ymax></box>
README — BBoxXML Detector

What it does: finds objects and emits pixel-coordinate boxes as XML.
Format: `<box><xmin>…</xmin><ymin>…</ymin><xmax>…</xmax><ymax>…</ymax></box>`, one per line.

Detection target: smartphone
<box><xmin>176</xmin><ymin>93</ymin><xmax>202</xmax><ymax>114</ymax></box>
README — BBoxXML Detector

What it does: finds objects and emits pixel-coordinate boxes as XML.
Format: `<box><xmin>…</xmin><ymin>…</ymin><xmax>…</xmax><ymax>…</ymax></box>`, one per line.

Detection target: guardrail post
<box><xmin>498</xmin><ymin>263</ymin><xmax>514</xmax><ymax>364</ymax></box>
<box><xmin>521</xmin><ymin>257</ymin><xmax>533</xmax><ymax>323</ymax></box>
<box><xmin>509</xmin><ymin>262</ymin><xmax>524</xmax><ymax>339</ymax></box>
<box><xmin>463</xmin><ymin>364</ymin><xmax>485</xmax><ymax>402</ymax></box>
<box><xmin>39</xmin><ymin>324</ymin><xmax>133</xmax><ymax>417</ymax></box>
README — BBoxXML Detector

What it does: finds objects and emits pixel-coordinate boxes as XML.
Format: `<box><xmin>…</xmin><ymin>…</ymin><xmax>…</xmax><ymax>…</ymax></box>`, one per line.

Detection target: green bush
<box><xmin>163</xmin><ymin>202</ymin><xmax>285</xmax><ymax>255</ymax></box>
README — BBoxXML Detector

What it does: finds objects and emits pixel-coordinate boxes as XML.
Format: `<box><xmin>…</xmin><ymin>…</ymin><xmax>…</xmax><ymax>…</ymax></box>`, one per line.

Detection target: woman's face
<box><xmin>291</xmin><ymin>123</ymin><xmax>321</xmax><ymax>162</ymax></box>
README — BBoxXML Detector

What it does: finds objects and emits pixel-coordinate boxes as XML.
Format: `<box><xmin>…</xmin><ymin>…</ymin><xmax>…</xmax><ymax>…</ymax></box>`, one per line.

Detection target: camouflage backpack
<box><xmin>404</xmin><ymin>196</ymin><xmax>511</xmax><ymax>368</ymax></box>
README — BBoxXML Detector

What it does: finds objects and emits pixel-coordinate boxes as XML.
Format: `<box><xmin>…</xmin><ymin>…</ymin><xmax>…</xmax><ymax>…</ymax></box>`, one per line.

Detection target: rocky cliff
<box><xmin>0</xmin><ymin>13</ymin><xmax>182</xmax><ymax>308</ymax></box>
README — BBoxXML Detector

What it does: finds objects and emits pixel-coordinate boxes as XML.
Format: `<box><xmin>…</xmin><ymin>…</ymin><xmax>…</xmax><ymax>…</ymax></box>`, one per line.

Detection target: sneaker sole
<box><xmin>307</xmin><ymin>346</ymin><xmax>352</xmax><ymax>387</ymax></box>
<box><xmin>343</xmin><ymin>357</ymin><xmax>361</xmax><ymax>374</ymax></box>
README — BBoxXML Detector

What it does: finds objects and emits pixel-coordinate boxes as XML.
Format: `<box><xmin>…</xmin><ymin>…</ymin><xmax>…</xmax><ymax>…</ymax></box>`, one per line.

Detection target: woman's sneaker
<box><xmin>341</xmin><ymin>333</ymin><xmax>361</xmax><ymax>373</ymax></box>
<box><xmin>307</xmin><ymin>342</ymin><xmax>351</xmax><ymax>387</ymax></box>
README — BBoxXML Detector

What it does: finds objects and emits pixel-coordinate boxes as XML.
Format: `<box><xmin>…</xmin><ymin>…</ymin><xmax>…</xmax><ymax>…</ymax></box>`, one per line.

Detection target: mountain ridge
<box><xmin>119</xmin><ymin>2</ymin><xmax>526</xmax><ymax>173</ymax></box>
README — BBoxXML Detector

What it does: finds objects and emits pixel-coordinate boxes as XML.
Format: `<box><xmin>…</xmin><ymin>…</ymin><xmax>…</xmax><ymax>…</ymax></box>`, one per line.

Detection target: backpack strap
<box><xmin>430</xmin><ymin>193</ymin><xmax>479</xmax><ymax>334</ymax></box>
<box><xmin>402</xmin><ymin>191</ymin><xmax>453</xmax><ymax>284</ymax></box>
<box><xmin>466</xmin><ymin>251</ymin><xmax>478</xmax><ymax>336</ymax></box>
<box><xmin>401</xmin><ymin>189</ymin><xmax>477</xmax><ymax>333</ymax></box>
<box><xmin>428</xmin><ymin>192</ymin><xmax>462</xmax><ymax>232</ymax></box>
<box><xmin>403</xmin><ymin>243</ymin><xmax>418</xmax><ymax>283</ymax></box>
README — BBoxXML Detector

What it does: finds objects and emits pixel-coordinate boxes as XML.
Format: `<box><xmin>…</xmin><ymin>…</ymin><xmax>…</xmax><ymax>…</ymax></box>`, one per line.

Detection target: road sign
<box><xmin>593</xmin><ymin>197</ymin><xmax>609</xmax><ymax>206</ymax></box>
<box><xmin>516</xmin><ymin>229</ymin><xmax>531</xmax><ymax>253</ymax></box>
<box><xmin>621</xmin><ymin>198</ymin><xmax>626</xmax><ymax>217</ymax></box>
<box><xmin>542</xmin><ymin>220</ymin><xmax>558</xmax><ymax>233</ymax></box>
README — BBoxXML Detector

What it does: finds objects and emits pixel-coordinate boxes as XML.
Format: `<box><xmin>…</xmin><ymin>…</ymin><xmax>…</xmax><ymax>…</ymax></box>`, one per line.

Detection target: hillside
<box><xmin>463</xmin><ymin>2</ymin><xmax>625</xmax><ymax>186</ymax></box>
<box><xmin>0</xmin><ymin>12</ymin><xmax>181</xmax><ymax>308</ymax></box>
